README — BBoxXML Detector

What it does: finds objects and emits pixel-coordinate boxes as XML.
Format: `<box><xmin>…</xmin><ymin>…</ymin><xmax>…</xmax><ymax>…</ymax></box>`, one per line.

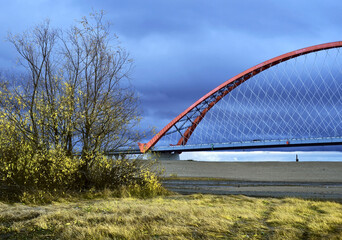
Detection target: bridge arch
<box><xmin>139</xmin><ymin>41</ymin><xmax>342</xmax><ymax>153</ymax></box>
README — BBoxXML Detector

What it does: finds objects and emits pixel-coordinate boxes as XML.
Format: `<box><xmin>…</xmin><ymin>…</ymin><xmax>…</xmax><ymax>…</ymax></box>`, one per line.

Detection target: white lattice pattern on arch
<box><xmin>155</xmin><ymin>47</ymin><xmax>342</xmax><ymax>147</ymax></box>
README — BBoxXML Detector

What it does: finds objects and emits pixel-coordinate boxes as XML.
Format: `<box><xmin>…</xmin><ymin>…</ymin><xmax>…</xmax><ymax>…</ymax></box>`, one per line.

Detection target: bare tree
<box><xmin>7</xmin><ymin>20</ymin><xmax>61</xmax><ymax>150</ymax></box>
<box><xmin>5</xmin><ymin>11</ymin><xmax>140</xmax><ymax>182</ymax></box>
<box><xmin>61</xmin><ymin>11</ymin><xmax>140</xmax><ymax>178</ymax></box>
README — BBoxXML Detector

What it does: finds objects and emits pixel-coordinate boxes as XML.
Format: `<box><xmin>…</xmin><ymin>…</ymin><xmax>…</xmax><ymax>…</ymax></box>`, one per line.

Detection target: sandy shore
<box><xmin>158</xmin><ymin>161</ymin><xmax>342</xmax><ymax>200</ymax></box>
<box><xmin>159</xmin><ymin>161</ymin><xmax>342</xmax><ymax>182</ymax></box>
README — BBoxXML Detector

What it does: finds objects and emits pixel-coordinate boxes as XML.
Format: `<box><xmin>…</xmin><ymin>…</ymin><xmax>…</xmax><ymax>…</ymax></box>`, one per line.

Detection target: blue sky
<box><xmin>1</xmin><ymin>0</ymin><xmax>342</xmax><ymax>161</ymax></box>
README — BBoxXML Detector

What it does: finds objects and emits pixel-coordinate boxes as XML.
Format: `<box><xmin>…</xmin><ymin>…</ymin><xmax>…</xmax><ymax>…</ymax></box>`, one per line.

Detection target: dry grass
<box><xmin>0</xmin><ymin>194</ymin><xmax>341</xmax><ymax>239</ymax></box>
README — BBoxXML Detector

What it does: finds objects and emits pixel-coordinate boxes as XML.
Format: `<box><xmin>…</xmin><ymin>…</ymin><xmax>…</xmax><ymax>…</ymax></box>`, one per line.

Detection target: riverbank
<box><xmin>159</xmin><ymin>161</ymin><xmax>342</xmax><ymax>181</ymax></box>
<box><xmin>159</xmin><ymin>161</ymin><xmax>342</xmax><ymax>200</ymax></box>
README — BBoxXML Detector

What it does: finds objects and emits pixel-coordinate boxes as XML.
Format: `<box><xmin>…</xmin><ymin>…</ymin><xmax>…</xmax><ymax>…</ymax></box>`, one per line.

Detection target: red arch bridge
<box><xmin>111</xmin><ymin>41</ymin><xmax>342</xmax><ymax>157</ymax></box>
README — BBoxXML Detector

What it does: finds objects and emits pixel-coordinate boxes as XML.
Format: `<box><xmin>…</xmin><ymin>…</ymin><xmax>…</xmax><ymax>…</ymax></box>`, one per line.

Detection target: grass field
<box><xmin>0</xmin><ymin>194</ymin><xmax>341</xmax><ymax>239</ymax></box>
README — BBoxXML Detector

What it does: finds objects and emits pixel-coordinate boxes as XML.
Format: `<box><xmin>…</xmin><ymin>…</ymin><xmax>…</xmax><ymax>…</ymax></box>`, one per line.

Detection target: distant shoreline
<box><xmin>179</xmin><ymin>160</ymin><xmax>342</xmax><ymax>162</ymax></box>
<box><xmin>179</xmin><ymin>151</ymin><xmax>342</xmax><ymax>162</ymax></box>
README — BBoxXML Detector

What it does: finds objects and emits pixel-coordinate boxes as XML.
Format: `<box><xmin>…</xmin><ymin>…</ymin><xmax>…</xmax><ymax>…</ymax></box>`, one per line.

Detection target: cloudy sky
<box><xmin>1</xmin><ymin>0</ymin><xmax>342</xmax><ymax>161</ymax></box>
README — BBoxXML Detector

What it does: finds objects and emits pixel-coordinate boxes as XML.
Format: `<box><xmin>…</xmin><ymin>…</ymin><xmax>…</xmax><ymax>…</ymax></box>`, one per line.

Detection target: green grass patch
<box><xmin>0</xmin><ymin>194</ymin><xmax>341</xmax><ymax>239</ymax></box>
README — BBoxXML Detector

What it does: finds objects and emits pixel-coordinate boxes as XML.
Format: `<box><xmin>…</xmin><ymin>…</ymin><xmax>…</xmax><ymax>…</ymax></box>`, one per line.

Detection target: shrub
<box><xmin>0</xmin><ymin>142</ymin><xmax>166</xmax><ymax>202</ymax></box>
<box><xmin>0</xmin><ymin>144</ymin><xmax>80</xmax><ymax>201</ymax></box>
<box><xmin>86</xmin><ymin>155</ymin><xmax>167</xmax><ymax>197</ymax></box>
<box><xmin>128</xmin><ymin>168</ymin><xmax>169</xmax><ymax>198</ymax></box>
<box><xmin>0</xmin><ymin>113</ymin><xmax>166</xmax><ymax>202</ymax></box>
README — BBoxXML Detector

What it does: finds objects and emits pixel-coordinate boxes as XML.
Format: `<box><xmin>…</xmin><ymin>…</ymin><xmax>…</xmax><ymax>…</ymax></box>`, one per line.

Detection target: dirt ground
<box><xmin>159</xmin><ymin>161</ymin><xmax>342</xmax><ymax>200</ymax></box>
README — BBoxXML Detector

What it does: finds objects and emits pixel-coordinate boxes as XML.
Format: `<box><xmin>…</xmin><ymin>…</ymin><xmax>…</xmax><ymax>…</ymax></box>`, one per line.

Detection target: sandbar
<box><xmin>158</xmin><ymin>161</ymin><xmax>342</xmax><ymax>200</ymax></box>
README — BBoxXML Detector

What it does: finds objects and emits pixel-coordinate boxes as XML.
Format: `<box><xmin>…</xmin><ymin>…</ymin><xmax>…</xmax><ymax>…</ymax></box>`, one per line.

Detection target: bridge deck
<box><xmin>110</xmin><ymin>137</ymin><xmax>342</xmax><ymax>155</ymax></box>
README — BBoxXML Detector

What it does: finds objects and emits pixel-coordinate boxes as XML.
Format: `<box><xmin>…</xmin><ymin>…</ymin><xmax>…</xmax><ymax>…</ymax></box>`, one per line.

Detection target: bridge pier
<box><xmin>145</xmin><ymin>152</ymin><xmax>180</xmax><ymax>161</ymax></box>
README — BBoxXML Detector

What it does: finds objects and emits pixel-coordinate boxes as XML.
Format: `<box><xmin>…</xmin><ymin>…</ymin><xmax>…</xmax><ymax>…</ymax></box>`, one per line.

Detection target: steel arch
<box><xmin>139</xmin><ymin>41</ymin><xmax>342</xmax><ymax>153</ymax></box>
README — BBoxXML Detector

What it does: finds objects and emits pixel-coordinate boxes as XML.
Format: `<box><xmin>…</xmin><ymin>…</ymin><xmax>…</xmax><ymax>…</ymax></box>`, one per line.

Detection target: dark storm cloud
<box><xmin>1</xmin><ymin>0</ymin><xmax>342</xmax><ymax>133</ymax></box>
<box><xmin>83</xmin><ymin>0</ymin><xmax>335</xmax><ymax>38</ymax></box>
